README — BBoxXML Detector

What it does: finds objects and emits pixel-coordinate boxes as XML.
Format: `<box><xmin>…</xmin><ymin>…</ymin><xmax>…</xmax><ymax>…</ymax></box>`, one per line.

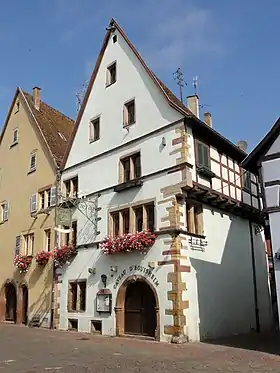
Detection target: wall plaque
<box><xmin>96</xmin><ymin>289</ymin><xmax>112</xmax><ymax>313</ymax></box>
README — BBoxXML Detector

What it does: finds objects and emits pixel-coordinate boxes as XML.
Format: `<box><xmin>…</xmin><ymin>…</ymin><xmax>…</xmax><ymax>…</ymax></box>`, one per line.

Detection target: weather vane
<box><xmin>76</xmin><ymin>79</ymin><xmax>89</xmax><ymax>112</ymax></box>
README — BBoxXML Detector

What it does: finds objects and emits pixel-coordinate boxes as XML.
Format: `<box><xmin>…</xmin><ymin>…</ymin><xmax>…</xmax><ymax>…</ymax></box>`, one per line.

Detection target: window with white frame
<box><xmin>30</xmin><ymin>193</ymin><xmax>37</xmax><ymax>214</ymax></box>
<box><xmin>23</xmin><ymin>233</ymin><xmax>34</xmax><ymax>256</ymax></box>
<box><xmin>39</xmin><ymin>187</ymin><xmax>56</xmax><ymax>210</ymax></box>
<box><xmin>29</xmin><ymin>151</ymin><xmax>37</xmax><ymax>172</ymax></box>
<box><xmin>1</xmin><ymin>201</ymin><xmax>9</xmax><ymax>222</ymax></box>
<box><xmin>44</xmin><ymin>229</ymin><xmax>51</xmax><ymax>252</ymax></box>
<box><xmin>63</xmin><ymin>177</ymin><xmax>78</xmax><ymax>198</ymax></box>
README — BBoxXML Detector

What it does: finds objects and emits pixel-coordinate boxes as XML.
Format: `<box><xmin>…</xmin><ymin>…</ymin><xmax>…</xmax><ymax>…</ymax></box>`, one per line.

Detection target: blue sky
<box><xmin>0</xmin><ymin>0</ymin><xmax>279</xmax><ymax>150</ymax></box>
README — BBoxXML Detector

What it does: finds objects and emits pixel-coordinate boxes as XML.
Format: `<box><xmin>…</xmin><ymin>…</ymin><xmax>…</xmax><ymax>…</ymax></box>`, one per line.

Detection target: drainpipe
<box><xmin>50</xmin><ymin>168</ymin><xmax>60</xmax><ymax>329</ymax></box>
<box><xmin>249</xmin><ymin>220</ymin><xmax>260</xmax><ymax>332</ymax></box>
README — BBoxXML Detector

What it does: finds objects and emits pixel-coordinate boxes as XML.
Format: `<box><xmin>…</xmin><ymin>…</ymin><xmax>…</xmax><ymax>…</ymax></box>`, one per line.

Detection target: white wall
<box><xmin>186</xmin><ymin>207</ymin><xmax>271</xmax><ymax>340</ymax></box>
<box><xmin>65</xmin><ymin>28</ymin><xmax>183</xmax><ymax>170</ymax></box>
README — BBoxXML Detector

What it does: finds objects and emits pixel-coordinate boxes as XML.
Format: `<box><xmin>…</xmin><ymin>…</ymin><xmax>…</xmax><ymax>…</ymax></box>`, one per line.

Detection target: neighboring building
<box><xmin>241</xmin><ymin>117</ymin><xmax>280</xmax><ymax>328</ymax></box>
<box><xmin>56</xmin><ymin>19</ymin><xmax>272</xmax><ymax>342</ymax></box>
<box><xmin>0</xmin><ymin>87</ymin><xmax>74</xmax><ymax>326</ymax></box>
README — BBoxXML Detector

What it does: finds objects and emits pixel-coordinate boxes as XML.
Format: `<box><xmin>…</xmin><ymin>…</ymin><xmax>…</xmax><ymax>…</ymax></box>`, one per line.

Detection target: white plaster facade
<box><xmin>57</xmin><ymin>20</ymin><xmax>272</xmax><ymax>342</ymax></box>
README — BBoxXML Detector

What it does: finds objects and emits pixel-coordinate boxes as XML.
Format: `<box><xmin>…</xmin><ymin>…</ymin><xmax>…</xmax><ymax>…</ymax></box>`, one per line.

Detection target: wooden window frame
<box><xmin>106</xmin><ymin>61</ymin><xmax>117</xmax><ymax>87</ymax></box>
<box><xmin>241</xmin><ymin>170</ymin><xmax>251</xmax><ymax>192</ymax></box>
<box><xmin>123</xmin><ymin>99</ymin><xmax>136</xmax><ymax>127</ymax></box>
<box><xmin>23</xmin><ymin>233</ymin><xmax>34</xmax><ymax>256</ymax></box>
<box><xmin>109</xmin><ymin>201</ymin><xmax>155</xmax><ymax>236</ymax></box>
<box><xmin>119</xmin><ymin>152</ymin><xmax>141</xmax><ymax>184</ymax></box>
<box><xmin>63</xmin><ymin>221</ymin><xmax>77</xmax><ymax>247</ymax></box>
<box><xmin>89</xmin><ymin>117</ymin><xmax>100</xmax><ymax>143</ymax></box>
<box><xmin>63</xmin><ymin>177</ymin><xmax>78</xmax><ymax>198</ymax></box>
<box><xmin>186</xmin><ymin>200</ymin><xmax>204</xmax><ymax>236</ymax></box>
<box><xmin>68</xmin><ymin>280</ymin><xmax>87</xmax><ymax>312</ymax></box>
<box><xmin>44</xmin><ymin>229</ymin><xmax>51</xmax><ymax>252</ymax></box>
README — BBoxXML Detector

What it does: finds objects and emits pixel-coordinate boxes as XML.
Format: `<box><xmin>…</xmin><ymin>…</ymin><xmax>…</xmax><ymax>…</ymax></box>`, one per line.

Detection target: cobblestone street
<box><xmin>1</xmin><ymin>324</ymin><xmax>280</xmax><ymax>372</ymax></box>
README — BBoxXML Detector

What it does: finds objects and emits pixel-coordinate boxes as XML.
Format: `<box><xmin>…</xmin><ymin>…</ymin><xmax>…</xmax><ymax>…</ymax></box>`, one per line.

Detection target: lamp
<box><xmin>88</xmin><ymin>267</ymin><xmax>96</xmax><ymax>275</ymax></box>
<box><xmin>101</xmin><ymin>274</ymin><xmax>107</xmax><ymax>288</ymax></box>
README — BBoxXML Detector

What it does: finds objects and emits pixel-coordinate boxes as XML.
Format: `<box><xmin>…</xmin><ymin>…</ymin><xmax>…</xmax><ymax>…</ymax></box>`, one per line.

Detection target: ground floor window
<box><xmin>67</xmin><ymin>280</ymin><xmax>86</xmax><ymax>312</ymax></box>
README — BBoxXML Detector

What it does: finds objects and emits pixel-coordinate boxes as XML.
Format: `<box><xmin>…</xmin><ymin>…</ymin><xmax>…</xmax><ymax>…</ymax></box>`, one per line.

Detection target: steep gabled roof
<box><xmin>0</xmin><ymin>87</ymin><xmax>74</xmax><ymax>168</ymax></box>
<box><xmin>62</xmin><ymin>18</ymin><xmax>247</xmax><ymax>170</ymax></box>
<box><xmin>241</xmin><ymin>117</ymin><xmax>280</xmax><ymax>173</ymax></box>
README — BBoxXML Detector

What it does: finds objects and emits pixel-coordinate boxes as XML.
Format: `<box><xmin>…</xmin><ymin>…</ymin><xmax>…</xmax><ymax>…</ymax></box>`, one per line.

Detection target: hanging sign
<box><xmin>113</xmin><ymin>265</ymin><xmax>159</xmax><ymax>290</ymax></box>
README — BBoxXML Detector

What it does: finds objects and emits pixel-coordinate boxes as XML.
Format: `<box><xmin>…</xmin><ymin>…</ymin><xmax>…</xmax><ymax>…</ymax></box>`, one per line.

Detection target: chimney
<box><xmin>187</xmin><ymin>95</ymin><xmax>199</xmax><ymax>118</ymax></box>
<box><xmin>204</xmin><ymin>112</ymin><xmax>212</xmax><ymax>128</ymax></box>
<box><xmin>33</xmin><ymin>87</ymin><xmax>41</xmax><ymax>110</ymax></box>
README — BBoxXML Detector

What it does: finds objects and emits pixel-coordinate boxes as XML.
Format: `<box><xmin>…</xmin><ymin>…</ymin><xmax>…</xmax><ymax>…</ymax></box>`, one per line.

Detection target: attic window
<box><xmin>12</xmin><ymin>128</ymin><xmax>19</xmax><ymax>145</ymax></box>
<box><xmin>106</xmin><ymin>62</ymin><xmax>117</xmax><ymax>87</ymax></box>
<box><xmin>113</xmin><ymin>35</ymin><xmax>117</xmax><ymax>43</ymax></box>
<box><xmin>58</xmin><ymin>132</ymin><xmax>67</xmax><ymax>141</ymax></box>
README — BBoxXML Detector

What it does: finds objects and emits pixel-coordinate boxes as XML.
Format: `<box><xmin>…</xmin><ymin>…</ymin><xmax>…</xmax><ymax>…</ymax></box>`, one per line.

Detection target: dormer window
<box><xmin>106</xmin><ymin>62</ymin><xmax>117</xmax><ymax>87</ymax></box>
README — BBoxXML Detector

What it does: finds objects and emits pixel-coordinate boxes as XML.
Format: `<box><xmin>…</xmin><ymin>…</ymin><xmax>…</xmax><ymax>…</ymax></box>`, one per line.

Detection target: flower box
<box><xmin>35</xmin><ymin>251</ymin><xmax>52</xmax><ymax>266</ymax></box>
<box><xmin>52</xmin><ymin>244</ymin><xmax>77</xmax><ymax>267</ymax></box>
<box><xmin>14</xmin><ymin>254</ymin><xmax>33</xmax><ymax>273</ymax></box>
<box><xmin>100</xmin><ymin>230</ymin><xmax>156</xmax><ymax>255</ymax></box>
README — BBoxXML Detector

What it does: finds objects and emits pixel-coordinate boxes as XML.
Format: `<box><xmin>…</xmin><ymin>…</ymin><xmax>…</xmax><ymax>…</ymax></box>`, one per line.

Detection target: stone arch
<box><xmin>115</xmin><ymin>275</ymin><xmax>160</xmax><ymax>340</ymax></box>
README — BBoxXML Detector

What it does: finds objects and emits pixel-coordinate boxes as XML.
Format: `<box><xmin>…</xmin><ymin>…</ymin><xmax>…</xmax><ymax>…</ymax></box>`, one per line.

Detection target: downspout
<box><xmin>249</xmin><ymin>220</ymin><xmax>260</xmax><ymax>333</ymax></box>
<box><xmin>50</xmin><ymin>168</ymin><xmax>60</xmax><ymax>329</ymax></box>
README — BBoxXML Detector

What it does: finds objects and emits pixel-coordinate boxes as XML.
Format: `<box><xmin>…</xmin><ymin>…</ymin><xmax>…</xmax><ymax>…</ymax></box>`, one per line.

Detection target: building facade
<box><xmin>56</xmin><ymin>19</ymin><xmax>272</xmax><ymax>342</ymax></box>
<box><xmin>0</xmin><ymin>87</ymin><xmax>74</xmax><ymax>326</ymax></box>
<box><xmin>242</xmin><ymin>117</ymin><xmax>280</xmax><ymax>329</ymax></box>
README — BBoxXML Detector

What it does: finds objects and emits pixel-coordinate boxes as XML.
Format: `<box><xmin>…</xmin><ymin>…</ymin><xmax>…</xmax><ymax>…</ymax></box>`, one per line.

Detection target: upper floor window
<box><xmin>29</xmin><ymin>151</ymin><xmax>37</xmax><ymax>172</ymax></box>
<box><xmin>39</xmin><ymin>187</ymin><xmax>56</xmax><ymax>210</ymax></box>
<box><xmin>23</xmin><ymin>233</ymin><xmax>34</xmax><ymax>256</ymax></box>
<box><xmin>12</xmin><ymin>128</ymin><xmax>19</xmax><ymax>145</ymax></box>
<box><xmin>120</xmin><ymin>152</ymin><xmax>141</xmax><ymax>183</ymax></box>
<box><xmin>44</xmin><ymin>229</ymin><xmax>51</xmax><ymax>252</ymax></box>
<box><xmin>106</xmin><ymin>62</ymin><xmax>117</xmax><ymax>87</ymax></box>
<box><xmin>89</xmin><ymin>117</ymin><xmax>100</xmax><ymax>143</ymax></box>
<box><xmin>242</xmin><ymin>171</ymin><xmax>251</xmax><ymax>191</ymax></box>
<box><xmin>64</xmin><ymin>177</ymin><xmax>78</xmax><ymax>198</ymax></box>
<box><xmin>110</xmin><ymin>202</ymin><xmax>155</xmax><ymax>236</ymax></box>
<box><xmin>123</xmin><ymin>99</ymin><xmax>135</xmax><ymax>127</ymax></box>
<box><xmin>0</xmin><ymin>201</ymin><xmax>9</xmax><ymax>223</ymax></box>
<box><xmin>196</xmin><ymin>141</ymin><xmax>210</xmax><ymax>169</ymax></box>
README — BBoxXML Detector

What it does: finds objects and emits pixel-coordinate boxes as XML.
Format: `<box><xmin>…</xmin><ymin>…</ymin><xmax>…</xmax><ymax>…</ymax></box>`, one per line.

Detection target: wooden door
<box><xmin>5</xmin><ymin>283</ymin><xmax>17</xmax><ymax>322</ymax></box>
<box><xmin>124</xmin><ymin>281</ymin><xmax>156</xmax><ymax>337</ymax></box>
<box><xmin>22</xmin><ymin>286</ymin><xmax>28</xmax><ymax>325</ymax></box>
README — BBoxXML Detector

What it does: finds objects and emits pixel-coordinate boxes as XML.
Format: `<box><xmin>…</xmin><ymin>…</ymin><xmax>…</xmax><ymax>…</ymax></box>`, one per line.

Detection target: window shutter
<box><xmin>50</xmin><ymin>187</ymin><xmax>57</xmax><ymax>207</ymax></box>
<box><xmin>15</xmin><ymin>235</ymin><xmax>21</xmax><ymax>256</ymax></box>
<box><xmin>197</xmin><ymin>143</ymin><xmax>204</xmax><ymax>166</ymax></box>
<box><xmin>3</xmin><ymin>202</ymin><xmax>9</xmax><ymax>221</ymax></box>
<box><xmin>203</xmin><ymin>145</ymin><xmax>210</xmax><ymax>168</ymax></box>
<box><xmin>30</xmin><ymin>193</ymin><xmax>37</xmax><ymax>214</ymax></box>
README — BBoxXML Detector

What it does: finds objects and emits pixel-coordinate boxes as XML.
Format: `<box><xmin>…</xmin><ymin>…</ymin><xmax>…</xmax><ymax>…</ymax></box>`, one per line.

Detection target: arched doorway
<box><xmin>115</xmin><ymin>276</ymin><xmax>159</xmax><ymax>340</ymax></box>
<box><xmin>5</xmin><ymin>283</ymin><xmax>17</xmax><ymax>322</ymax></box>
<box><xmin>21</xmin><ymin>285</ymin><xmax>28</xmax><ymax>325</ymax></box>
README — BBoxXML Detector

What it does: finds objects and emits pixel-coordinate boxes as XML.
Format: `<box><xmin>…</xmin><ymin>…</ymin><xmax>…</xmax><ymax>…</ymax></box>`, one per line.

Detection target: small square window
<box><xmin>124</xmin><ymin>99</ymin><xmax>135</xmax><ymax>127</ymax></box>
<box><xmin>113</xmin><ymin>35</ymin><xmax>117</xmax><ymax>43</ymax></box>
<box><xmin>106</xmin><ymin>62</ymin><xmax>117</xmax><ymax>86</ymax></box>
<box><xmin>89</xmin><ymin>118</ymin><xmax>100</xmax><ymax>143</ymax></box>
<box><xmin>29</xmin><ymin>152</ymin><xmax>37</xmax><ymax>172</ymax></box>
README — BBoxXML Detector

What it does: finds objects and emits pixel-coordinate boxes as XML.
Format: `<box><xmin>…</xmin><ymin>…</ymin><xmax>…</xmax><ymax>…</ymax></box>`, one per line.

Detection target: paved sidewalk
<box><xmin>0</xmin><ymin>324</ymin><xmax>280</xmax><ymax>372</ymax></box>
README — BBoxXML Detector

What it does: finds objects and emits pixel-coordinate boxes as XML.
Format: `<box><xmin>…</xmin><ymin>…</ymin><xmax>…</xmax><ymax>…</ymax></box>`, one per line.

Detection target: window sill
<box><xmin>67</xmin><ymin>310</ymin><xmax>86</xmax><ymax>313</ymax></box>
<box><xmin>114</xmin><ymin>178</ymin><xmax>143</xmax><ymax>192</ymax></box>
<box><xmin>187</xmin><ymin>232</ymin><xmax>206</xmax><ymax>239</ymax></box>
<box><xmin>28</xmin><ymin>168</ymin><xmax>36</xmax><ymax>175</ymax></box>
<box><xmin>123</xmin><ymin>121</ymin><xmax>136</xmax><ymax>128</ymax></box>
<box><xmin>10</xmin><ymin>141</ymin><xmax>18</xmax><ymax>149</ymax></box>
<box><xmin>89</xmin><ymin>138</ymin><xmax>100</xmax><ymax>144</ymax></box>
<box><xmin>37</xmin><ymin>208</ymin><xmax>51</xmax><ymax>214</ymax></box>
<box><xmin>105</xmin><ymin>81</ymin><xmax>116</xmax><ymax>88</ymax></box>
<box><xmin>197</xmin><ymin>166</ymin><xmax>215</xmax><ymax>179</ymax></box>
